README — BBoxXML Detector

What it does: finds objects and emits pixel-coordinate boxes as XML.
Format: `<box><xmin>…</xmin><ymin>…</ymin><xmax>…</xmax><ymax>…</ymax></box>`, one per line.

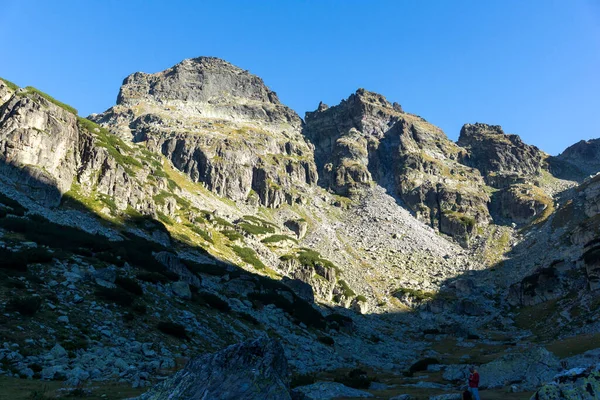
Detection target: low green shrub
<box><xmin>290</xmin><ymin>373</ymin><xmax>316</xmax><ymax>388</ymax></box>
<box><xmin>236</xmin><ymin>311</ymin><xmax>259</xmax><ymax>325</ymax></box>
<box><xmin>297</xmin><ymin>249</ymin><xmax>338</xmax><ymax>272</ymax></box>
<box><xmin>0</xmin><ymin>77</ymin><xmax>19</xmax><ymax>91</ymax></box>
<box><xmin>136</xmin><ymin>272</ymin><xmax>170</xmax><ymax>284</ymax></box>
<box><xmin>248</xmin><ymin>291</ymin><xmax>325</xmax><ymax>329</ymax></box>
<box><xmin>115</xmin><ymin>276</ymin><xmax>143</xmax><ymax>295</ymax></box>
<box><xmin>231</xmin><ymin>246</ymin><xmax>266</xmax><ymax>270</ymax></box>
<box><xmin>407</xmin><ymin>358</ymin><xmax>439</xmax><ymax>376</ymax></box>
<box><xmin>198</xmin><ymin>292</ymin><xmax>231</xmax><ymax>312</ymax></box>
<box><xmin>318</xmin><ymin>335</ymin><xmax>335</xmax><ymax>346</ymax></box>
<box><xmin>326</xmin><ymin>313</ymin><xmax>353</xmax><ymax>330</ymax></box>
<box><xmin>19</xmin><ymin>86</ymin><xmax>78</xmax><ymax>114</ymax></box>
<box><xmin>261</xmin><ymin>235</ymin><xmax>298</xmax><ymax>244</ymax></box>
<box><xmin>220</xmin><ymin>229</ymin><xmax>244</xmax><ymax>241</ymax></box>
<box><xmin>95</xmin><ymin>287</ymin><xmax>134</xmax><ymax>307</ymax></box>
<box><xmin>0</xmin><ymin>193</ymin><xmax>27</xmax><ymax>216</ymax></box>
<box><xmin>157</xmin><ymin>321</ymin><xmax>188</xmax><ymax>340</ymax></box>
<box><xmin>0</xmin><ymin>247</ymin><xmax>53</xmax><ymax>271</ymax></box>
<box><xmin>238</xmin><ymin>222</ymin><xmax>275</xmax><ymax>236</ymax></box>
<box><xmin>185</xmin><ymin>224</ymin><xmax>213</xmax><ymax>243</ymax></box>
<box><xmin>184</xmin><ymin>260</ymin><xmax>233</xmax><ymax>278</ymax></box>
<box><xmin>338</xmin><ymin>280</ymin><xmax>356</xmax><ymax>298</ymax></box>
<box><xmin>392</xmin><ymin>287</ymin><xmax>435</xmax><ymax>301</ymax></box>
<box><xmin>7</xmin><ymin>296</ymin><xmax>41</xmax><ymax>315</ymax></box>
<box><xmin>334</xmin><ymin>368</ymin><xmax>372</xmax><ymax>389</ymax></box>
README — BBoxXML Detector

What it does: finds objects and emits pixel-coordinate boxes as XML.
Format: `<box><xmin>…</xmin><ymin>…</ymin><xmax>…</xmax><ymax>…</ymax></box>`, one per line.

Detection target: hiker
<box><xmin>468</xmin><ymin>366</ymin><xmax>480</xmax><ymax>400</ymax></box>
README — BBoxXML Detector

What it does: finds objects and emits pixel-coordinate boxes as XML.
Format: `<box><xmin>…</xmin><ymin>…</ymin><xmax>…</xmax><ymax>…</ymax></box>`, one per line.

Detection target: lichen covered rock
<box><xmin>137</xmin><ymin>337</ymin><xmax>292</xmax><ymax>400</ymax></box>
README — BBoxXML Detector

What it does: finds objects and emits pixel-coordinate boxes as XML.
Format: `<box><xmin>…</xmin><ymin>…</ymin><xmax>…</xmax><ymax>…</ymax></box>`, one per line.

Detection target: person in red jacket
<box><xmin>468</xmin><ymin>366</ymin><xmax>481</xmax><ymax>400</ymax></box>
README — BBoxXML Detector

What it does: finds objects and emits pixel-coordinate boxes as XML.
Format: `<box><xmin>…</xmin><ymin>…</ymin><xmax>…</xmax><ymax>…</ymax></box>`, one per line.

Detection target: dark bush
<box><xmin>583</xmin><ymin>246</ymin><xmax>600</xmax><ymax>265</ymax></box>
<box><xmin>198</xmin><ymin>292</ymin><xmax>231</xmax><ymax>312</ymax></box>
<box><xmin>407</xmin><ymin>358</ymin><xmax>440</xmax><ymax>376</ymax></box>
<box><xmin>184</xmin><ymin>260</ymin><xmax>233</xmax><ymax>278</ymax></box>
<box><xmin>231</xmin><ymin>246</ymin><xmax>266</xmax><ymax>270</ymax></box>
<box><xmin>96</xmin><ymin>251</ymin><xmax>125</xmax><ymax>267</ymax></box>
<box><xmin>248</xmin><ymin>291</ymin><xmax>326</xmax><ymax>330</ymax></box>
<box><xmin>123</xmin><ymin>312</ymin><xmax>135</xmax><ymax>322</ymax></box>
<box><xmin>133</xmin><ymin>303</ymin><xmax>147</xmax><ymax>314</ymax></box>
<box><xmin>137</xmin><ymin>272</ymin><xmax>170</xmax><ymax>284</ymax></box>
<box><xmin>318</xmin><ymin>336</ymin><xmax>335</xmax><ymax>346</ymax></box>
<box><xmin>334</xmin><ymin>368</ymin><xmax>372</xmax><ymax>389</ymax></box>
<box><xmin>115</xmin><ymin>276</ymin><xmax>143</xmax><ymax>295</ymax></box>
<box><xmin>0</xmin><ymin>193</ymin><xmax>27</xmax><ymax>216</ymax></box>
<box><xmin>326</xmin><ymin>313</ymin><xmax>353</xmax><ymax>330</ymax></box>
<box><xmin>290</xmin><ymin>373</ymin><xmax>316</xmax><ymax>388</ymax></box>
<box><xmin>157</xmin><ymin>321</ymin><xmax>188</xmax><ymax>339</ymax></box>
<box><xmin>423</xmin><ymin>328</ymin><xmax>441</xmax><ymax>335</ymax></box>
<box><xmin>7</xmin><ymin>296</ymin><xmax>42</xmax><ymax>315</ymax></box>
<box><xmin>237</xmin><ymin>311</ymin><xmax>259</xmax><ymax>325</ymax></box>
<box><xmin>28</xmin><ymin>363</ymin><xmax>43</xmax><ymax>373</ymax></box>
<box><xmin>95</xmin><ymin>287</ymin><xmax>134</xmax><ymax>307</ymax></box>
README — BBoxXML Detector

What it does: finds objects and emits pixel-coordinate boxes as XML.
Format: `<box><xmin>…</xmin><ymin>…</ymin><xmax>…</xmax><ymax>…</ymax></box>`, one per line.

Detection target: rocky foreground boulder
<box><xmin>136</xmin><ymin>337</ymin><xmax>292</xmax><ymax>400</ymax></box>
<box><xmin>532</xmin><ymin>366</ymin><xmax>600</xmax><ymax>400</ymax></box>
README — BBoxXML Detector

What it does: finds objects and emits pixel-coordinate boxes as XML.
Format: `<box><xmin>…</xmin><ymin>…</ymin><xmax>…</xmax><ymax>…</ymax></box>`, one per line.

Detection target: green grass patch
<box><xmin>261</xmin><ymin>234</ymin><xmax>298</xmax><ymax>244</ymax></box>
<box><xmin>297</xmin><ymin>249</ymin><xmax>339</xmax><ymax>273</ymax></box>
<box><xmin>392</xmin><ymin>287</ymin><xmax>435</xmax><ymax>301</ymax></box>
<box><xmin>78</xmin><ymin>118</ymin><xmax>142</xmax><ymax>175</ymax></box>
<box><xmin>231</xmin><ymin>246</ymin><xmax>266</xmax><ymax>270</ymax></box>
<box><xmin>243</xmin><ymin>215</ymin><xmax>278</xmax><ymax>228</ymax></box>
<box><xmin>238</xmin><ymin>222</ymin><xmax>275</xmax><ymax>236</ymax></box>
<box><xmin>185</xmin><ymin>223</ymin><xmax>213</xmax><ymax>243</ymax></box>
<box><xmin>17</xmin><ymin>86</ymin><xmax>77</xmax><ymax>114</ymax></box>
<box><xmin>221</xmin><ymin>229</ymin><xmax>244</xmax><ymax>241</ymax></box>
<box><xmin>338</xmin><ymin>279</ymin><xmax>356</xmax><ymax>298</ymax></box>
<box><xmin>0</xmin><ymin>77</ymin><xmax>19</xmax><ymax>91</ymax></box>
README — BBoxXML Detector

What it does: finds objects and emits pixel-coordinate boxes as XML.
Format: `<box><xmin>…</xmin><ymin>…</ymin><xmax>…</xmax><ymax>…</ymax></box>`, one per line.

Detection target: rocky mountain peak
<box><xmin>117</xmin><ymin>57</ymin><xmax>280</xmax><ymax>106</ymax></box>
<box><xmin>557</xmin><ymin>138</ymin><xmax>600</xmax><ymax>176</ymax></box>
<box><xmin>458</xmin><ymin>122</ymin><xmax>544</xmax><ymax>186</ymax></box>
<box><xmin>92</xmin><ymin>57</ymin><xmax>317</xmax><ymax>207</ymax></box>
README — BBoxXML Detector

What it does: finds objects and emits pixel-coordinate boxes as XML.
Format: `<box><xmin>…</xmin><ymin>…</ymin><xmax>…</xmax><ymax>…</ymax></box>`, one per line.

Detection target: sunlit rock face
<box><xmin>93</xmin><ymin>57</ymin><xmax>318</xmax><ymax>208</ymax></box>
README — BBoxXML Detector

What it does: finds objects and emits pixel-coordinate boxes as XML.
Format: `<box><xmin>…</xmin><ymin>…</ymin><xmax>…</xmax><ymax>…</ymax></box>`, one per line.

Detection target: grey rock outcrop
<box><xmin>0</xmin><ymin>90</ymin><xmax>78</xmax><ymax>205</ymax></box>
<box><xmin>478</xmin><ymin>347</ymin><xmax>560</xmax><ymax>391</ymax></box>
<box><xmin>458</xmin><ymin>123</ymin><xmax>544</xmax><ymax>187</ymax></box>
<box><xmin>304</xmin><ymin>89</ymin><xmax>490</xmax><ymax>243</ymax></box>
<box><xmin>532</xmin><ymin>366</ymin><xmax>600</xmax><ymax>400</ymax></box>
<box><xmin>93</xmin><ymin>57</ymin><xmax>318</xmax><ymax>208</ymax></box>
<box><xmin>556</xmin><ymin>138</ymin><xmax>600</xmax><ymax>177</ymax></box>
<box><xmin>490</xmin><ymin>183</ymin><xmax>552</xmax><ymax>225</ymax></box>
<box><xmin>137</xmin><ymin>337</ymin><xmax>292</xmax><ymax>400</ymax></box>
<box><xmin>293</xmin><ymin>381</ymin><xmax>373</xmax><ymax>399</ymax></box>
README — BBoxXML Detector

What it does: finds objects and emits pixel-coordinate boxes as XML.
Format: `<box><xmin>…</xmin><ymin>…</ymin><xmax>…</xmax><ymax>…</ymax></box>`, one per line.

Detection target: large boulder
<box><xmin>292</xmin><ymin>381</ymin><xmax>373</xmax><ymax>399</ymax></box>
<box><xmin>137</xmin><ymin>337</ymin><xmax>292</xmax><ymax>400</ymax></box>
<box><xmin>532</xmin><ymin>366</ymin><xmax>600</xmax><ymax>400</ymax></box>
<box><xmin>478</xmin><ymin>347</ymin><xmax>560</xmax><ymax>391</ymax></box>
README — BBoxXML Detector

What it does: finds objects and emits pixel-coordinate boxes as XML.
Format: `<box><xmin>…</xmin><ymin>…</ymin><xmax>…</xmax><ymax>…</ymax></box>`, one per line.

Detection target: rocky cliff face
<box><xmin>557</xmin><ymin>138</ymin><xmax>600</xmax><ymax>177</ymax></box>
<box><xmin>0</xmin><ymin>86</ymin><xmax>78</xmax><ymax>206</ymax></box>
<box><xmin>304</xmin><ymin>89</ymin><xmax>490</xmax><ymax>243</ymax></box>
<box><xmin>458</xmin><ymin>123</ymin><xmax>544</xmax><ymax>186</ymax></box>
<box><xmin>92</xmin><ymin>57</ymin><xmax>317</xmax><ymax>208</ymax></box>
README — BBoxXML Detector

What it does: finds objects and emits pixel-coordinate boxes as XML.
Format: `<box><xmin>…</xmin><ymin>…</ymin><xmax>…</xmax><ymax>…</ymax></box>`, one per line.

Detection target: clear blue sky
<box><xmin>1</xmin><ymin>1</ymin><xmax>599</xmax><ymax>155</ymax></box>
